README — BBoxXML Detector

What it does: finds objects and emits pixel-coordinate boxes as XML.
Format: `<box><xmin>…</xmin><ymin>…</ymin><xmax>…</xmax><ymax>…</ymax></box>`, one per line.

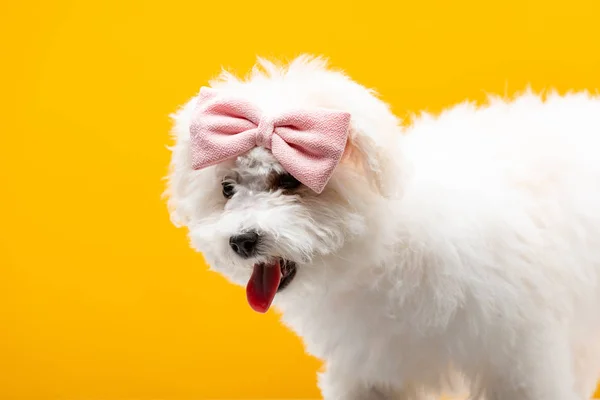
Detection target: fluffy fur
<box><xmin>165</xmin><ymin>55</ymin><xmax>600</xmax><ymax>399</ymax></box>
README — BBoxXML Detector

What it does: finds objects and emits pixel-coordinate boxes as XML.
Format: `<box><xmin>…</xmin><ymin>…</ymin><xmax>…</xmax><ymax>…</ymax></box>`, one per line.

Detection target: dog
<box><xmin>165</xmin><ymin>55</ymin><xmax>600</xmax><ymax>399</ymax></box>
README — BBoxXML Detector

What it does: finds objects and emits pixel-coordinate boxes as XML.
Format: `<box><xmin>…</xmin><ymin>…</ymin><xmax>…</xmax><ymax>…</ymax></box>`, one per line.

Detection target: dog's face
<box><xmin>165</xmin><ymin>56</ymin><xmax>401</xmax><ymax>312</ymax></box>
<box><xmin>190</xmin><ymin>148</ymin><xmax>369</xmax><ymax>312</ymax></box>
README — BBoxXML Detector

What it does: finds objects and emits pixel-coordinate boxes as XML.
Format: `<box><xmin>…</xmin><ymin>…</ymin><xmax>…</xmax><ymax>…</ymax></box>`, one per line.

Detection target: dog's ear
<box><xmin>163</xmin><ymin>96</ymin><xmax>208</xmax><ymax>228</ymax></box>
<box><xmin>164</xmin><ymin>132</ymin><xmax>195</xmax><ymax>228</ymax></box>
<box><xmin>342</xmin><ymin>126</ymin><xmax>400</xmax><ymax>198</ymax></box>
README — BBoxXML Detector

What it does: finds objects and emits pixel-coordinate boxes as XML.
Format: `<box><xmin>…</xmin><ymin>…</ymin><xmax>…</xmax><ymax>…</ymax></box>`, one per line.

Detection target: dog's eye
<box><xmin>278</xmin><ymin>173</ymin><xmax>301</xmax><ymax>190</ymax></box>
<box><xmin>222</xmin><ymin>182</ymin><xmax>235</xmax><ymax>199</ymax></box>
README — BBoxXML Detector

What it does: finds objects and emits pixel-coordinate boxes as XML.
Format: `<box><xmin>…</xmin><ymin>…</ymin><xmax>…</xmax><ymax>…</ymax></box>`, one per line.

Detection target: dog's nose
<box><xmin>229</xmin><ymin>231</ymin><xmax>259</xmax><ymax>258</ymax></box>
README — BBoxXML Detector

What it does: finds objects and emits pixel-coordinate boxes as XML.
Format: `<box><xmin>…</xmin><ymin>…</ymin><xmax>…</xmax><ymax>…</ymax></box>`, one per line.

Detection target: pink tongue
<box><xmin>246</xmin><ymin>260</ymin><xmax>282</xmax><ymax>313</ymax></box>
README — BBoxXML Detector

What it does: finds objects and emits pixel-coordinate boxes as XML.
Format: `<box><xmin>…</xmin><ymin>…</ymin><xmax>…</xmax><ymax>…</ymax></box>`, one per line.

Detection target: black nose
<box><xmin>229</xmin><ymin>231</ymin><xmax>259</xmax><ymax>258</ymax></box>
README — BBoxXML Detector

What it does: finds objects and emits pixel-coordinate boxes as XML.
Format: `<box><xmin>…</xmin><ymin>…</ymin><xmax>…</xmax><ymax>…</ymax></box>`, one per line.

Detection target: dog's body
<box><xmin>166</xmin><ymin>56</ymin><xmax>600</xmax><ymax>399</ymax></box>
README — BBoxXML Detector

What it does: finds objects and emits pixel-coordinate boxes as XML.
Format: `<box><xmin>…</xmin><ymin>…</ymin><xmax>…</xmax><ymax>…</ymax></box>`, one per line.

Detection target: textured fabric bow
<box><xmin>189</xmin><ymin>87</ymin><xmax>351</xmax><ymax>193</ymax></box>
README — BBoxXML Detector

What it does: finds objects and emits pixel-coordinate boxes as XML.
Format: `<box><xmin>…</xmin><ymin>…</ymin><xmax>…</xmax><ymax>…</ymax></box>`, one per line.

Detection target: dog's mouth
<box><xmin>246</xmin><ymin>258</ymin><xmax>297</xmax><ymax>313</ymax></box>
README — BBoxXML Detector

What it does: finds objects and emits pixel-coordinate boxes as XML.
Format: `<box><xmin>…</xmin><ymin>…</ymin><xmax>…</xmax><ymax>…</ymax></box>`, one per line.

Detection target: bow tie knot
<box><xmin>189</xmin><ymin>87</ymin><xmax>351</xmax><ymax>193</ymax></box>
<box><xmin>255</xmin><ymin>117</ymin><xmax>274</xmax><ymax>149</ymax></box>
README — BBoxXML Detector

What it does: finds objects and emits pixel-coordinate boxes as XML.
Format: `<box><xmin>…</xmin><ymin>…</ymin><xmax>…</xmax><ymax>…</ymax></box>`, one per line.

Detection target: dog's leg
<box><xmin>318</xmin><ymin>366</ymin><xmax>406</xmax><ymax>400</ymax></box>
<box><xmin>571</xmin><ymin>331</ymin><xmax>600</xmax><ymax>398</ymax></box>
<box><xmin>318</xmin><ymin>379</ymin><xmax>386</xmax><ymax>400</ymax></box>
<box><xmin>482</xmin><ymin>329</ymin><xmax>580</xmax><ymax>400</ymax></box>
<box><xmin>319</xmin><ymin>383</ymin><xmax>431</xmax><ymax>400</ymax></box>
<box><xmin>318</xmin><ymin>367</ymin><xmax>434</xmax><ymax>400</ymax></box>
<box><xmin>318</xmin><ymin>369</ymin><xmax>384</xmax><ymax>400</ymax></box>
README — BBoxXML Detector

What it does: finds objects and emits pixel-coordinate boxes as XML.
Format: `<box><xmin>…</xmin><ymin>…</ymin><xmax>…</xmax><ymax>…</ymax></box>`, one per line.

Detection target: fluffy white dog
<box><xmin>165</xmin><ymin>55</ymin><xmax>600</xmax><ymax>399</ymax></box>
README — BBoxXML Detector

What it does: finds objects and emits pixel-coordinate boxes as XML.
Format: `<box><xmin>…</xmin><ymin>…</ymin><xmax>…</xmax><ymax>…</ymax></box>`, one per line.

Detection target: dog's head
<box><xmin>165</xmin><ymin>55</ymin><xmax>402</xmax><ymax>313</ymax></box>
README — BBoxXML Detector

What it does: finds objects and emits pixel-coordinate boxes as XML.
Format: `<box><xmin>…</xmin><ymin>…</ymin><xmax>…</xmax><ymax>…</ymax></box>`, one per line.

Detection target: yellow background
<box><xmin>1</xmin><ymin>0</ymin><xmax>600</xmax><ymax>398</ymax></box>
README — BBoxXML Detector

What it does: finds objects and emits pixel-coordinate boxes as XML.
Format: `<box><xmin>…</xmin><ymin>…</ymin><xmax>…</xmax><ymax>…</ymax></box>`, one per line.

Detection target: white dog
<box><xmin>165</xmin><ymin>55</ymin><xmax>600</xmax><ymax>399</ymax></box>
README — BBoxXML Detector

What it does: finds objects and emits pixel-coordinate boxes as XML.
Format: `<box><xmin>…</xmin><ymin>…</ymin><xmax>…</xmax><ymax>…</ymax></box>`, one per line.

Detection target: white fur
<box><xmin>165</xmin><ymin>55</ymin><xmax>600</xmax><ymax>399</ymax></box>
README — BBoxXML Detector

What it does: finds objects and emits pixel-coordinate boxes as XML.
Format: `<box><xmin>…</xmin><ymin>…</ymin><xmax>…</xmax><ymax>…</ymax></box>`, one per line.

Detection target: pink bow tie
<box><xmin>189</xmin><ymin>87</ymin><xmax>351</xmax><ymax>193</ymax></box>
